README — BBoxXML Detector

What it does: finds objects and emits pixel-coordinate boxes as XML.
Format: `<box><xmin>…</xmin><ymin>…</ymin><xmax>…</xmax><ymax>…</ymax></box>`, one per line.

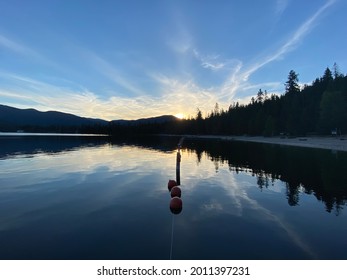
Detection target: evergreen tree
<box><xmin>333</xmin><ymin>62</ymin><xmax>343</xmax><ymax>79</ymax></box>
<box><xmin>196</xmin><ymin>108</ymin><xmax>203</xmax><ymax>120</ymax></box>
<box><xmin>322</xmin><ymin>67</ymin><xmax>333</xmax><ymax>83</ymax></box>
<box><xmin>285</xmin><ymin>70</ymin><xmax>300</xmax><ymax>94</ymax></box>
<box><xmin>256</xmin><ymin>89</ymin><xmax>264</xmax><ymax>103</ymax></box>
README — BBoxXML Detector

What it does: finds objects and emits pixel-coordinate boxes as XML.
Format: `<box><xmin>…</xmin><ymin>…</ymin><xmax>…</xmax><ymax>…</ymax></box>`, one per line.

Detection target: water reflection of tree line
<box><xmin>0</xmin><ymin>135</ymin><xmax>110</xmax><ymax>159</ymax></box>
<box><xmin>186</xmin><ymin>139</ymin><xmax>347</xmax><ymax>215</ymax></box>
<box><xmin>3</xmin><ymin>135</ymin><xmax>346</xmax><ymax>215</ymax></box>
<box><xmin>0</xmin><ymin>135</ymin><xmax>180</xmax><ymax>159</ymax></box>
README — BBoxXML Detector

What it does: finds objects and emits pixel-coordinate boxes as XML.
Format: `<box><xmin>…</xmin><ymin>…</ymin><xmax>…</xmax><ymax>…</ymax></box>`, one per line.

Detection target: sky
<box><xmin>0</xmin><ymin>0</ymin><xmax>346</xmax><ymax>120</ymax></box>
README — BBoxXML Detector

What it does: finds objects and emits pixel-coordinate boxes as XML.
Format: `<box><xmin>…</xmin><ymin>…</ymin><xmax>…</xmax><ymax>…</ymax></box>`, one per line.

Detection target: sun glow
<box><xmin>174</xmin><ymin>113</ymin><xmax>185</xmax><ymax>119</ymax></box>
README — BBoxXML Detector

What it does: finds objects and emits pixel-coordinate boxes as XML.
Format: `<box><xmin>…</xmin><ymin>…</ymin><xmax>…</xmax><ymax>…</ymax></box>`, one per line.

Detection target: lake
<box><xmin>0</xmin><ymin>134</ymin><xmax>346</xmax><ymax>260</ymax></box>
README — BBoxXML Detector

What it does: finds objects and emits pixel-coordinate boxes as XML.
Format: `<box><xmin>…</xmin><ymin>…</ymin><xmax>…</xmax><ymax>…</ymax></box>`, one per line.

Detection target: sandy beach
<box><xmin>181</xmin><ymin>135</ymin><xmax>347</xmax><ymax>152</ymax></box>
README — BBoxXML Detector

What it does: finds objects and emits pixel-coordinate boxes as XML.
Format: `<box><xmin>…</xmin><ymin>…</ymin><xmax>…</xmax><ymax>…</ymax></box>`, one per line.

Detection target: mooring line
<box><xmin>169</xmin><ymin>213</ymin><xmax>175</xmax><ymax>260</ymax></box>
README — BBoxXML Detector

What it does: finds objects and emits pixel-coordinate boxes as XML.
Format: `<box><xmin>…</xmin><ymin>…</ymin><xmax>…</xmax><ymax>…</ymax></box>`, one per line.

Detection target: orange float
<box><xmin>170</xmin><ymin>197</ymin><xmax>182</xmax><ymax>214</ymax></box>
<box><xmin>170</xmin><ymin>186</ymin><xmax>181</xmax><ymax>198</ymax></box>
<box><xmin>168</xmin><ymin>180</ymin><xmax>177</xmax><ymax>191</ymax></box>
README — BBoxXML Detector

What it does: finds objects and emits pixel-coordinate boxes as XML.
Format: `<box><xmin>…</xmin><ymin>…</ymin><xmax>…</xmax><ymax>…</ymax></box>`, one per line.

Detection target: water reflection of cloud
<box><xmin>0</xmin><ymin>144</ymin><xmax>177</xmax><ymax>232</ymax></box>
<box><xmin>181</xmin><ymin>152</ymin><xmax>317</xmax><ymax>258</ymax></box>
<box><xmin>223</xmin><ymin>175</ymin><xmax>316</xmax><ymax>258</ymax></box>
<box><xmin>201</xmin><ymin>199</ymin><xmax>223</xmax><ymax>212</ymax></box>
<box><xmin>0</xmin><ymin>144</ymin><xmax>177</xmax><ymax>188</ymax></box>
<box><xmin>243</xmin><ymin>194</ymin><xmax>317</xmax><ymax>258</ymax></box>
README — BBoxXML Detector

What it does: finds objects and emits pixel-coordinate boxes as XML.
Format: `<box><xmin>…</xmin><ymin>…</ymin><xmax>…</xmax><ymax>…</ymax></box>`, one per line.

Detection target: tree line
<box><xmin>170</xmin><ymin>63</ymin><xmax>347</xmax><ymax>136</ymax></box>
<box><xmin>107</xmin><ymin>63</ymin><xmax>347</xmax><ymax>137</ymax></box>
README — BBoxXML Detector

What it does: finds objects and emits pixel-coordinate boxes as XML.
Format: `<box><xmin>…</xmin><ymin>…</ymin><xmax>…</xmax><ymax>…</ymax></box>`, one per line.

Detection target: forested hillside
<box><xmin>165</xmin><ymin>63</ymin><xmax>347</xmax><ymax>136</ymax></box>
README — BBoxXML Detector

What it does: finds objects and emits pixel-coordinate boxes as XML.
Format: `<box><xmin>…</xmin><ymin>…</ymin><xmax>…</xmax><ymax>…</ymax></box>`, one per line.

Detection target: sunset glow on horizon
<box><xmin>175</xmin><ymin>113</ymin><xmax>185</xmax><ymax>120</ymax></box>
<box><xmin>0</xmin><ymin>0</ymin><xmax>345</xmax><ymax>120</ymax></box>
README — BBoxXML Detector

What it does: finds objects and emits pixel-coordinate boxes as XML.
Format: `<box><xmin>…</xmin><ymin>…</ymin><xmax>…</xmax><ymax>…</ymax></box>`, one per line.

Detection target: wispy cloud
<box><xmin>0</xmin><ymin>34</ymin><xmax>31</xmax><ymax>55</ymax></box>
<box><xmin>81</xmin><ymin>50</ymin><xmax>147</xmax><ymax>97</ymax></box>
<box><xmin>0</xmin><ymin>32</ymin><xmax>74</xmax><ymax>76</ymax></box>
<box><xmin>150</xmin><ymin>73</ymin><xmax>220</xmax><ymax>117</ymax></box>
<box><xmin>220</xmin><ymin>0</ymin><xmax>336</xmax><ymax>101</ymax></box>
<box><xmin>193</xmin><ymin>49</ymin><xmax>226</xmax><ymax>71</ymax></box>
<box><xmin>165</xmin><ymin>5</ymin><xmax>193</xmax><ymax>55</ymax></box>
<box><xmin>0</xmin><ymin>71</ymin><xmax>221</xmax><ymax>120</ymax></box>
<box><xmin>0</xmin><ymin>73</ymin><xmax>105</xmax><ymax>116</ymax></box>
<box><xmin>0</xmin><ymin>33</ymin><xmax>43</xmax><ymax>60</ymax></box>
<box><xmin>273</xmin><ymin>0</ymin><xmax>335</xmax><ymax>62</ymax></box>
<box><xmin>275</xmin><ymin>0</ymin><xmax>289</xmax><ymax>16</ymax></box>
<box><xmin>248</xmin><ymin>0</ymin><xmax>336</xmax><ymax>75</ymax></box>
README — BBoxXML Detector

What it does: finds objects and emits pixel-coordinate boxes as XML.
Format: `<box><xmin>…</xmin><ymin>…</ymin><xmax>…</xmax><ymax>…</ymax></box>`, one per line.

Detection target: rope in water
<box><xmin>169</xmin><ymin>214</ymin><xmax>175</xmax><ymax>260</ymax></box>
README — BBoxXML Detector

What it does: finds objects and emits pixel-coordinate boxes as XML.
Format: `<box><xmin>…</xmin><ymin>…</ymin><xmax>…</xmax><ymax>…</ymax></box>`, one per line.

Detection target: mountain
<box><xmin>111</xmin><ymin>115</ymin><xmax>178</xmax><ymax>125</ymax></box>
<box><xmin>0</xmin><ymin>104</ymin><xmax>108</xmax><ymax>131</ymax></box>
<box><xmin>0</xmin><ymin>104</ymin><xmax>179</xmax><ymax>133</ymax></box>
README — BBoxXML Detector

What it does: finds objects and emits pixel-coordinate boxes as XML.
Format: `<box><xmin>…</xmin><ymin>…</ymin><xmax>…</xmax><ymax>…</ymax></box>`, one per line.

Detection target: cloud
<box><xmin>275</xmin><ymin>0</ymin><xmax>289</xmax><ymax>16</ymax></box>
<box><xmin>150</xmin><ymin>73</ymin><xmax>220</xmax><ymax>117</ymax></box>
<box><xmin>220</xmin><ymin>0</ymin><xmax>336</xmax><ymax>101</ymax></box>
<box><xmin>0</xmin><ymin>74</ymin><xmax>103</xmax><ymax>115</ymax></box>
<box><xmin>0</xmin><ymin>33</ymin><xmax>44</xmax><ymax>60</ymax></box>
<box><xmin>193</xmin><ymin>49</ymin><xmax>226</xmax><ymax>71</ymax></box>
<box><xmin>0</xmin><ymin>71</ymin><xmax>222</xmax><ymax>120</ymax></box>
<box><xmin>0</xmin><ymin>34</ymin><xmax>32</xmax><ymax>55</ymax></box>
<box><xmin>0</xmin><ymin>32</ymin><xmax>74</xmax><ymax>76</ymax></box>
<box><xmin>262</xmin><ymin>0</ymin><xmax>335</xmax><ymax>68</ymax></box>
<box><xmin>201</xmin><ymin>61</ymin><xmax>225</xmax><ymax>71</ymax></box>
<box><xmin>275</xmin><ymin>0</ymin><xmax>336</xmax><ymax>59</ymax></box>
<box><xmin>81</xmin><ymin>50</ymin><xmax>147</xmax><ymax>97</ymax></box>
<box><xmin>165</xmin><ymin>5</ymin><xmax>193</xmax><ymax>55</ymax></box>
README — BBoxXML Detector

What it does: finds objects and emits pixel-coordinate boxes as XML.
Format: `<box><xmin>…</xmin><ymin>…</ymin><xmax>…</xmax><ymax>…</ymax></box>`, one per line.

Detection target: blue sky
<box><xmin>0</xmin><ymin>0</ymin><xmax>346</xmax><ymax>120</ymax></box>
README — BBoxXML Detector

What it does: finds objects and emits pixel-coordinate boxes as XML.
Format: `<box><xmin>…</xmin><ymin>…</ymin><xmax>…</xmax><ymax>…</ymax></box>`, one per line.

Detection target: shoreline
<box><xmin>178</xmin><ymin>134</ymin><xmax>347</xmax><ymax>152</ymax></box>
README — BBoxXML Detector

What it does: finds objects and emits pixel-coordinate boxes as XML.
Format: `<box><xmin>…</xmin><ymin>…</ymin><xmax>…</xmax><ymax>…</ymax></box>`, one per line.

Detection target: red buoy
<box><xmin>170</xmin><ymin>186</ymin><xmax>181</xmax><ymax>198</ymax></box>
<box><xmin>170</xmin><ymin>197</ymin><xmax>183</xmax><ymax>214</ymax></box>
<box><xmin>168</xmin><ymin>180</ymin><xmax>177</xmax><ymax>191</ymax></box>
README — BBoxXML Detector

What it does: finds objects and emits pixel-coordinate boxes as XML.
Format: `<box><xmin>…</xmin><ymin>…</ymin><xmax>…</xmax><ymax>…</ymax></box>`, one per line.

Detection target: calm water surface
<box><xmin>0</xmin><ymin>135</ymin><xmax>346</xmax><ymax>259</ymax></box>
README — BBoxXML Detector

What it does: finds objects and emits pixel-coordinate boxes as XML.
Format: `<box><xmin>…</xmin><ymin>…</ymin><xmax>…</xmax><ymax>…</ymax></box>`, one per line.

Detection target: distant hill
<box><xmin>111</xmin><ymin>115</ymin><xmax>178</xmax><ymax>126</ymax></box>
<box><xmin>0</xmin><ymin>104</ymin><xmax>179</xmax><ymax>132</ymax></box>
<box><xmin>0</xmin><ymin>104</ymin><xmax>108</xmax><ymax>132</ymax></box>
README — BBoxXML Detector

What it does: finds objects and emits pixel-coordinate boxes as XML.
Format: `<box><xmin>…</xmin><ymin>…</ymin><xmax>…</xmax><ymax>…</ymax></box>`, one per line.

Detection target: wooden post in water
<box><xmin>176</xmin><ymin>137</ymin><xmax>184</xmax><ymax>186</ymax></box>
<box><xmin>176</xmin><ymin>149</ymin><xmax>181</xmax><ymax>186</ymax></box>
